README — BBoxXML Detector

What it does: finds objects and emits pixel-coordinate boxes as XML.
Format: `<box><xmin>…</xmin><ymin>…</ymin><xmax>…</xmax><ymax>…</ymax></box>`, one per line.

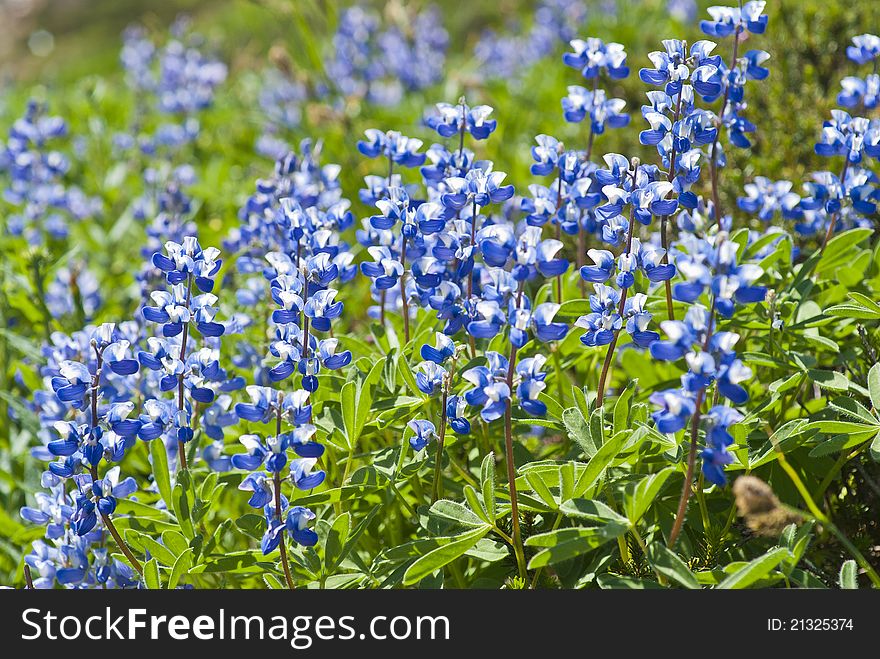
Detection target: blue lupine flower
<box><xmin>562</xmin><ymin>86</ymin><xmax>630</xmax><ymax>132</ymax></box>
<box><xmin>415</xmin><ymin>361</ymin><xmax>447</xmax><ymax>395</ymax></box>
<box><xmin>239</xmin><ymin>472</ymin><xmax>274</xmax><ymax>509</ymax></box>
<box><xmin>530</xmin><ymin>134</ymin><xmax>563</xmax><ymax>175</ymax></box>
<box><xmin>563</xmin><ymin>38</ymin><xmax>629</xmax><ymax>79</ymax></box>
<box><xmin>462</xmin><ymin>355</ymin><xmax>512</xmax><ymax>422</ymax></box>
<box><xmin>426</xmin><ymin>102</ymin><xmax>498</xmax><ymax>140</ymax></box>
<box><xmin>639</xmin><ymin>40</ymin><xmax>722</xmax><ymax>98</ymax></box>
<box><xmin>737</xmin><ymin>177</ymin><xmax>801</xmax><ymax>221</ymax></box>
<box><xmin>623</xmin><ymin>294</ymin><xmax>660</xmax><ymax>348</ymax></box>
<box><xmin>814</xmin><ymin>111</ymin><xmax>875</xmax><ymax>163</ymax></box>
<box><xmin>838</xmin><ymin>74</ymin><xmax>880</xmax><ymax>110</ymax></box>
<box><xmin>408</xmin><ymin>419</ymin><xmax>437</xmax><ymax>452</ymax></box>
<box><xmin>440</xmin><ymin>168</ymin><xmax>514</xmax><ymax>211</ymax></box>
<box><xmin>847</xmin><ymin>34</ymin><xmax>880</xmax><ymax>65</ymax></box>
<box><xmin>575</xmin><ymin>283</ymin><xmax>622</xmax><ymax>347</ymax></box>
<box><xmin>649</xmin><ymin>389</ymin><xmax>697</xmax><ymax>433</ymax></box>
<box><xmin>357</xmin><ymin>129</ymin><xmax>426</xmax><ymax>168</ymax></box>
<box><xmin>286</xmin><ymin>506</ymin><xmax>318</xmax><ymax>547</ymax></box>
<box><xmin>289</xmin><ymin>457</ymin><xmax>325</xmax><ymax>490</ymax></box>
<box><xmin>446</xmin><ymin>395</ymin><xmax>471</xmax><ymax>435</ymax></box>
<box><xmin>700</xmin><ymin>2</ymin><xmax>768</xmax><ymax>37</ymax></box>
<box><xmin>700</xmin><ymin>405</ymin><xmax>742</xmax><ymax>485</ymax></box>
<box><xmin>325</xmin><ymin>6</ymin><xmax>447</xmax><ymax>105</ymax></box>
<box><xmin>421</xmin><ymin>332</ymin><xmax>456</xmax><ymax>364</ymax></box>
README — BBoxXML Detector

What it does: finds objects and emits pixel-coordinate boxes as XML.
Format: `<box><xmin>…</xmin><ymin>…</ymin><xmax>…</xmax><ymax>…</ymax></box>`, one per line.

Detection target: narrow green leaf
<box><xmin>144</xmin><ymin>558</ymin><xmax>161</xmax><ymax>590</ymax></box>
<box><xmin>848</xmin><ymin>292</ymin><xmax>880</xmax><ymax>314</ymax></box>
<box><xmin>562</xmin><ymin>407</ymin><xmax>596</xmax><ymax>458</ymax></box>
<box><xmin>150</xmin><ymin>440</ymin><xmax>173</xmax><ymax>507</ymax></box>
<box><xmin>572</xmin><ymin>429</ymin><xmax>628</xmax><ymax>498</ymax></box>
<box><xmin>807</xmin><ymin>370</ymin><xmax>851</xmax><ymax>392</ymax></box>
<box><xmin>335</xmin><ymin>505</ymin><xmax>383</xmax><ymax>571</ymax></box>
<box><xmin>612</xmin><ymin>380</ymin><xmax>637</xmax><ymax>435</ymax></box>
<box><xmin>161</xmin><ymin>530</ymin><xmax>189</xmax><ymax>556</ymax></box>
<box><xmin>429</xmin><ymin>499</ymin><xmax>488</xmax><ymax>528</ymax></box>
<box><xmin>559</xmin><ymin>498</ymin><xmax>629</xmax><ymax>526</ymax></box>
<box><xmin>868</xmin><ymin>363</ymin><xmax>880</xmax><ymax>411</ymax></box>
<box><xmin>463</xmin><ymin>486</ymin><xmax>490</xmax><ymax>524</ymax></box>
<box><xmin>839</xmin><ymin>560</ymin><xmax>858</xmax><ymax>589</ymax></box>
<box><xmin>341</xmin><ymin>381</ymin><xmax>358</xmax><ymax>450</ymax></box>
<box><xmin>172</xmin><ymin>483</ymin><xmax>195</xmax><ymax>540</ymax></box>
<box><xmin>403</xmin><ymin>527</ymin><xmax>490</xmax><ymax>585</ymax></box>
<box><xmin>525</xmin><ymin>472</ymin><xmax>558</xmax><ymax>510</ymax></box>
<box><xmin>324</xmin><ymin>513</ymin><xmax>351</xmax><ymax>572</ymax></box>
<box><xmin>138</xmin><ymin>536</ymin><xmax>177</xmax><ymax>567</ymax></box>
<box><xmin>647</xmin><ymin>543</ymin><xmax>700</xmax><ymax>589</ymax></box>
<box><xmin>526</xmin><ymin>523</ymin><xmax>628</xmax><ymax>569</ymax></box>
<box><xmin>825</xmin><ymin>304</ymin><xmax>880</xmax><ymax>320</ymax></box>
<box><xmin>717</xmin><ymin>547</ymin><xmax>789</xmax><ymax>589</ymax></box>
<box><xmin>624</xmin><ymin>467</ymin><xmax>675</xmax><ymax>525</ymax></box>
<box><xmin>480</xmin><ymin>452</ymin><xmax>497</xmax><ymax>522</ymax></box>
<box><xmin>168</xmin><ymin>549</ymin><xmax>194</xmax><ymax>589</ymax></box>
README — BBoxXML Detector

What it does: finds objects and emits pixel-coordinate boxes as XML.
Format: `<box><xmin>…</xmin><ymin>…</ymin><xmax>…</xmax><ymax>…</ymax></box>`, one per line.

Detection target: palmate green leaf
<box><xmin>144</xmin><ymin>558</ymin><xmax>161</xmax><ymax>590</ymax></box>
<box><xmin>572</xmin><ymin>427</ymin><xmax>628</xmax><ymax>498</ymax></box>
<box><xmin>646</xmin><ymin>543</ymin><xmax>700</xmax><ymax>589</ymax></box>
<box><xmin>333</xmin><ymin>505</ymin><xmax>383</xmax><ymax>573</ymax></box>
<box><xmin>717</xmin><ymin>547</ymin><xmax>790</xmax><ymax>589</ymax></box>
<box><xmin>624</xmin><ymin>467</ymin><xmax>675</xmax><ymax>525</ymax></box>
<box><xmin>402</xmin><ymin>526</ymin><xmax>490</xmax><ymax>585</ymax></box>
<box><xmin>839</xmin><ymin>560</ymin><xmax>858</xmax><ymax>589</ymax></box>
<box><xmin>149</xmin><ymin>439</ymin><xmax>173</xmax><ymax>507</ymax></box>
<box><xmin>871</xmin><ymin>433</ymin><xmax>880</xmax><ymax>462</ymax></box>
<box><xmin>525</xmin><ymin>522</ymin><xmax>629</xmax><ymax>569</ymax></box>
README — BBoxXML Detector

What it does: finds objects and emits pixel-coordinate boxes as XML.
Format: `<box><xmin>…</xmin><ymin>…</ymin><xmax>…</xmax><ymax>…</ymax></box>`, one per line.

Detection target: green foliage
<box><xmin>2</xmin><ymin>0</ymin><xmax>880</xmax><ymax>590</ymax></box>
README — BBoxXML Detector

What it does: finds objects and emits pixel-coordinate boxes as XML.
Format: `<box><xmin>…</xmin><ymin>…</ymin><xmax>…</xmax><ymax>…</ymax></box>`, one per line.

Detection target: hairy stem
<box><xmin>176</xmin><ymin>273</ymin><xmax>194</xmax><ymax>472</ymax></box>
<box><xmin>504</xmin><ymin>284</ymin><xmax>529</xmax><ymax>581</ymax></box>
<box><xmin>820</xmin><ymin>158</ymin><xmax>851</xmax><ymax>252</ymax></box>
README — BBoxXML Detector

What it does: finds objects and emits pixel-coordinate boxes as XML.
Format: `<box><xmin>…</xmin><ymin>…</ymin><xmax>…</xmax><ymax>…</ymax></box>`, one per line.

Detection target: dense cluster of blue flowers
<box><xmin>11</xmin><ymin>1</ymin><xmax>875</xmax><ymax>589</ymax></box>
